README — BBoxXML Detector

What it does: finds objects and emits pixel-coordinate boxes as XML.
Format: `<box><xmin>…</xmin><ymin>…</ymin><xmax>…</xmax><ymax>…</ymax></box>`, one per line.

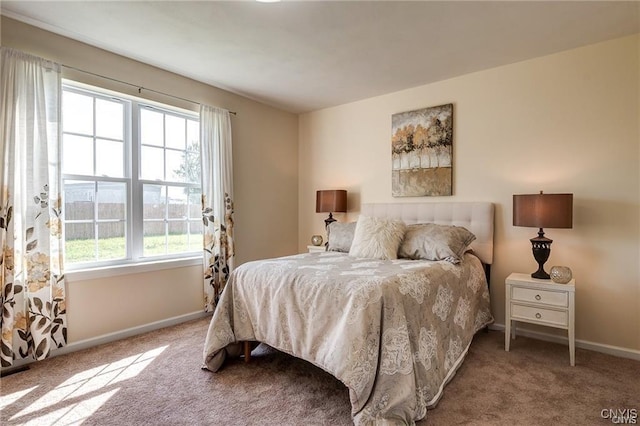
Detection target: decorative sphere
<box><xmin>550</xmin><ymin>266</ymin><xmax>572</xmax><ymax>284</ymax></box>
<box><xmin>311</xmin><ymin>235</ymin><xmax>323</xmax><ymax>246</ymax></box>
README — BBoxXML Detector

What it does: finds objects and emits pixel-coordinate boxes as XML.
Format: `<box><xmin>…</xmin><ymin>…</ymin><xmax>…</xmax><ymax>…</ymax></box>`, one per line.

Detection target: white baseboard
<box><xmin>490</xmin><ymin>323</ymin><xmax>640</xmax><ymax>362</ymax></box>
<box><xmin>2</xmin><ymin>310</ymin><xmax>211</xmax><ymax>373</ymax></box>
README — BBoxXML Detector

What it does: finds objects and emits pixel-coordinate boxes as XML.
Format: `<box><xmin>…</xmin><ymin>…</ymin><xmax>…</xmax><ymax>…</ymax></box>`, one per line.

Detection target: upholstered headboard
<box><xmin>361</xmin><ymin>202</ymin><xmax>495</xmax><ymax>265</ymax></box>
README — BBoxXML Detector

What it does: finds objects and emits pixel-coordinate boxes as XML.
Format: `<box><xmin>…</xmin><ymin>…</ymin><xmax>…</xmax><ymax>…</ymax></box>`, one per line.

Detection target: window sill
<box><xmin>65</xmin><ymin>256</ymin><xmax>203</xmax><ymax>282</ymax></box>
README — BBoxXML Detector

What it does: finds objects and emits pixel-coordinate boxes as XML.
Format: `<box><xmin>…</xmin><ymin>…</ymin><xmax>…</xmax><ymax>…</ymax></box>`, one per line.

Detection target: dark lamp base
<box><xmin>530</xmin><ymin>229</ymin><xmax>552</xmax><ymax>280</ymax></box>
<box><xmin>324</xmin><ymin>212</ymin><xmax>336</xmax><ymax>229</ymax></box>
<box><xmin>531</xmin><ymin>269</ymin><xmax>551</xmax><ymax>280</ymax></box>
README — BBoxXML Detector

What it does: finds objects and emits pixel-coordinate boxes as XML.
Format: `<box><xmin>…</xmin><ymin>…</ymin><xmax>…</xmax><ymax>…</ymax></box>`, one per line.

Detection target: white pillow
<box><xmin>349</xmin><ymin>215</ymin><xmax>406</xmax><ymax>260</ymax></box>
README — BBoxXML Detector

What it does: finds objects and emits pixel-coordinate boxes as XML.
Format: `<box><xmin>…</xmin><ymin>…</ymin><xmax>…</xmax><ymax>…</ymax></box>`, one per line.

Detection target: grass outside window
<box><xmin>66</xmin><ymin>234</ymin><xmax>202</xmax><ymax>264</ymax></box>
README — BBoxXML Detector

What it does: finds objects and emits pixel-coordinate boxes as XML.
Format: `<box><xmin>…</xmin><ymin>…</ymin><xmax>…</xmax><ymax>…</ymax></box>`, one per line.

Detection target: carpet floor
<box><xmin>1</xmin><ymin>317</ymin><xmax>638</xmax><ymax>425</ymax></box>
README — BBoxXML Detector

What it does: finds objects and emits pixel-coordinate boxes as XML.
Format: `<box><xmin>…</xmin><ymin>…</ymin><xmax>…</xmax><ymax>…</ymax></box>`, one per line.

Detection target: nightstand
<box><xmin>307</xmin><ymin>245</ymin><xmax>326</xmax><ymax>253</ymax></box>
<box><xmin>505</xmin><ymin>272</ymin><xmax>576</xmax><ymax>366</ymax></box>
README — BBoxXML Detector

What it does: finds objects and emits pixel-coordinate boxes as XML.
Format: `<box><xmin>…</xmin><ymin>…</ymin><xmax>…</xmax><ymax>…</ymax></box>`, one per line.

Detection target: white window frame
<box><xmin>62</xmin><ymin>82</ymin><xmax>202</xmax><ymax>276</ymax></box>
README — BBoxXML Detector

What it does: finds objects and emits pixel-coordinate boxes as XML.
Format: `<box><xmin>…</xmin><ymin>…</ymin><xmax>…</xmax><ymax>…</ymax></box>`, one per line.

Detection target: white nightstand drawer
<box><xmin>512</xmin><ymin>287</ymin><xmax>568</xmax><ymax>307</ymax></box>
<box><xmin>511</xmin><ymin>304</ymin><xmax>568</xmax><ymax>327</ymax></box>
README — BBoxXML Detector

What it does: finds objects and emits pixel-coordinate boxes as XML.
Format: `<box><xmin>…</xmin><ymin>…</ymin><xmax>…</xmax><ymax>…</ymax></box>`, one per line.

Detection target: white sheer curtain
<box><xmin>0</xmin><ymin>47</ymin><xmax>67</xmax><ymax>366</ymax></box>
<box><xmin>200</xmin><ymin>105</ymin><xmax>234</xmax><ymax>312</ymax></box>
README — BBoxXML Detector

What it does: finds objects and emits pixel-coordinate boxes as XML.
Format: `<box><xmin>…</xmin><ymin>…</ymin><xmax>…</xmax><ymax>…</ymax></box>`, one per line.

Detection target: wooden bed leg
<box><xmin>243</xmin><ymin>341</ymin><xmax>251</xmax><ymax>363</ymax></box>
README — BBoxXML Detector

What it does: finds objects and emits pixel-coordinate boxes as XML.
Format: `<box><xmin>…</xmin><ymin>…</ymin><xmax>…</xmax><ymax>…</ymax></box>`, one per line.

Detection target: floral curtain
<box><xmin>0</xmin><ymin>48</ymin><xmax>67</xmax><ymax>367</ymax></box>
<box><xmin>200</xmin><ymin>105</ymin><xmax>234</xmax><ymax>312</ymax></box>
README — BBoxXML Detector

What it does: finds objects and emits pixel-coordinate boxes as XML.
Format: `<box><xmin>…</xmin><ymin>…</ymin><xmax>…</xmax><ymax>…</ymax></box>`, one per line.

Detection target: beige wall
<box><xmin>3</xmin><ymin>16</ymin><xmax>639</xmax><ymax>353</ymax></box>
<box><xmin>1</xmin><ymin>17</ymin><xmax>299</xmax><ymax>342</ymax></box>
<box><xmin>299</xmin><ymin>35</ymin><xmax>640</xmax><ymax>352</ymax></box>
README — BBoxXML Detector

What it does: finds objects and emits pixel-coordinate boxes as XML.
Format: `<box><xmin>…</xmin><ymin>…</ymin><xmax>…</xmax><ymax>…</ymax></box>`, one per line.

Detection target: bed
<box><xmin>203</xmin><ymin>202</ymin><xmax>494</xmax><ymax>425</ymax></box>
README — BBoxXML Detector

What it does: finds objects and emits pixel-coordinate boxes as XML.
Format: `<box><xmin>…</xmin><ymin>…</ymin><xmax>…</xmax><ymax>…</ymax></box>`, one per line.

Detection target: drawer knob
<box><xmin>535</xmin><ymin>312</ymin><xmax>542</xmax><ymax>319</ymax></box>
<box><xmin>535</xmin><ymin>294</ymin><xmax>542</xmax><ymax>301</ymax></box>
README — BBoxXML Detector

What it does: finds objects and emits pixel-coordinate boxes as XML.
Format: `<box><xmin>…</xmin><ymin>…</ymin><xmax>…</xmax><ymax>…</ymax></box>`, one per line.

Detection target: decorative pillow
<box><xmin>349</xmin><ymin>215</ymin><xmax>406</xmax><ymax>260</ymax></box>
<box><xmin>327</xmin><ymin>221</ymin><xmax>357</xmax><ymax>252</ymax></box>
<box><xmin>398</xmin><ymin>223</ymin><xmax>476</xmax><ymax>264</ymax></box>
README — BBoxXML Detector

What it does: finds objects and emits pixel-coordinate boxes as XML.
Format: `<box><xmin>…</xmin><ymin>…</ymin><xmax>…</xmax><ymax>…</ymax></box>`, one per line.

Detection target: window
<box><xmin>62</xmin><ymin>84</ymin><xmax>202</xmax><ymax>268</ymax></box>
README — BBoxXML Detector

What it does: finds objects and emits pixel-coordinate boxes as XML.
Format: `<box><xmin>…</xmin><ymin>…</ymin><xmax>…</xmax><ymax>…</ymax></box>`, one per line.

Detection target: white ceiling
<box><xmin>2</xmin><ymin>1</ymin><xmax>639</xmax><ymax>113</ymax></box>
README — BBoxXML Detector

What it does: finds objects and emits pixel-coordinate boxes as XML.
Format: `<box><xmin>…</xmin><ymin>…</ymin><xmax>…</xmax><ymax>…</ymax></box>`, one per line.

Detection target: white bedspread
<box><xmin>203</xmin><ymin>251</ymin><xmax>493</xmax><ymax>425</ymax></box>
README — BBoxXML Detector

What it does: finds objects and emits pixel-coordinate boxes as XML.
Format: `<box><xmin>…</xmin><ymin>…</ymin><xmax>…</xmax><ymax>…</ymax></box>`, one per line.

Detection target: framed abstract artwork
<box><xmin>391</xmin><ymin>103</ymin><xmax>453</xmax><ymax>197</ymax></box>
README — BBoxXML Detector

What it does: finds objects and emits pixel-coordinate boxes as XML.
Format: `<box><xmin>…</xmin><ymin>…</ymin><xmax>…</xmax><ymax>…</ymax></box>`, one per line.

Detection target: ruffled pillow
<box><xmin>349</xmin><ymin>215</ymin><xmax>406</xmax><ymax>260</ymax></box>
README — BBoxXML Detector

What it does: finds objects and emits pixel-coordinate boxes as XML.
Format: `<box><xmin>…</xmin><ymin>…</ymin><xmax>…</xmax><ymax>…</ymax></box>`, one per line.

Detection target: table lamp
<box><xmin>316</xmin><ymin>189</ymin><xmax>347</xmax><ymax>228</ymax></box>
<box><xmin>513</xmin><ymin>191</ymin><xmax>573</xmax><ymax>279</ymax></box>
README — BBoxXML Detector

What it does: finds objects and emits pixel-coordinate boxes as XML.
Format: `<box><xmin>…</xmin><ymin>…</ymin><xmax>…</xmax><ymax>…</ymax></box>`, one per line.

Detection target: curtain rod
<box><xmin>62</xmin><ymin>64</ymin><xmax>237</xmax><ymax>115</ymax></box>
